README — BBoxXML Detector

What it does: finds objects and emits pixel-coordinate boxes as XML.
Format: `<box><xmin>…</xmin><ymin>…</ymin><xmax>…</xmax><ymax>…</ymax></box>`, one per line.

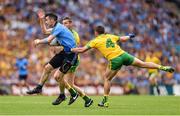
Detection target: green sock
<box><xmin>68</xmin><ymin>88</ymin><xmax>76</xmax><ymax>97</ymax></box>
<box><xmin>82</xmin><ymin>95</ymin><xmax>90</xmax><ymax>102</ymax></box>
<box><xmin>103</xmin><ymin>96</ymin><xmax>108</xmax><ymax>102</ymax></box>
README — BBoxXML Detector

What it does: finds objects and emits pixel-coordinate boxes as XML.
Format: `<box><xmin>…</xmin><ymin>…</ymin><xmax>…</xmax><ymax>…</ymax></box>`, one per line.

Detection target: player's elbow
<box><xmin>120</xmin><ymin>38</ymin><xmax>127</xmax><ymax>42</ymax></box>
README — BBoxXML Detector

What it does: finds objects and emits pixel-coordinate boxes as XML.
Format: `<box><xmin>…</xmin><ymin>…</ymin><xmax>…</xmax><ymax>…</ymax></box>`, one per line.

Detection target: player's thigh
<box><xmin>59</xmin><ymin>53</ymin><xmax>78</xmax><ymax>74</ymax></box>
<box><xmin>49</xmin><ymin>52</ymin><xmax>65</xmax><ymax>69</ymax></box>
<box><xmin>104</xmin><ymin>66</ymin><xmax>119</xmax><ymax>81</ymax></box>
<box><xmin>131</xmin><ymin>57</ymin><xmax>145</xmax><ymax>67</ymax></box>
<box><xmin>19</xmin><ymin>80</ymin><xmax>25</xmax><ymax>85</ymax></box>
<box><xmin>65</xmin><ymin>60</ymin><xmax>79</xmax><ymax>85</ymax></box>
<box><xmin>149</xmin><ymin>73</ymin><xmax>158</xmax><ymax>83</ymax></box>
<box><xmin>19</xmin><ymin>75</ymin><xmax>27</xmax><ymax>84</ymax></box>
<box><xmin>68</xmin><ymin>59</ymin><xmax>79</xmax><ymax>73</ymax></box>
<box><xmin>122</xmin><ymin>52</ymin><xmax>135</xmax><ymax>66</ymax></box>
<box><xmin>108</xmin><ymin>57</ymin><xmax>123</xmax><ymax>70</ymax></box>
<box><xmin>45</xmin><ymin>63</ymin><xmax>55</xmax><ymax>72</ymax></box>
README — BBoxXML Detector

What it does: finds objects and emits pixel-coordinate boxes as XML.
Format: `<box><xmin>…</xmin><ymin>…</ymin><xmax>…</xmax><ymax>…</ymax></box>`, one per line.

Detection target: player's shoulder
<box><xmin>71</xmin><ymin>29</ymin><xmax>78</xmax><ymax>33</ymax></box>
<box><xmin>22</xmin><ymin>58</ymin><xmax>28</xmax><ymax>62</ymax></box>
<box><xmin>71</xmin><ymin>29</ymin><xmax>79</xmax><ymax>35</ymax></box>
<box><xmin>154</xmin><ymin>56</ymin><xmax>160</xmax><ymax>61</ymax></box>
<box><xmin>104</xmin><ymin>33</ymin><xmax>118</xmax><ymax>38</ymax></box>
<box><xmin>54</xmin><ymin>23</ymin><xmax>64</xmax><ymax>29</ymax></box>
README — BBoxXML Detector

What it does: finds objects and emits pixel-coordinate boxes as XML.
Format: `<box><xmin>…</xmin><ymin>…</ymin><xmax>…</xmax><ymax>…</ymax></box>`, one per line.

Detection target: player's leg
<box><xmin>20</xmin><ymin>75</ymin><xmax>29</xmax><ymax>95</ymax></box>
<box><xmin>24</xmin><ymin>75</ymin><xmax>30</xmax><ymax>91</ymax></box>
<box><xmin>98</xmin><ymin>67</ymin><xmax>118</xmax><ymax>107</ymax></box>
<box><xmin>132</xmin><ymin>58</ymin><xmax>175</xmax><ymax>73</ymax></box>
<box><xmin>52</xmin><ymin>59</ymin><xmax>93</xmax><ymax>107</ymax></box>
<box><xmin>66</xmin><ymin>72</ymin><xmax>93</xmax><ymax>107</ymax></box>
<box><xmin>54</xmin><ymin>70</ymin><xmax>78</xmax><ymax>105</ymax></box>
<box><xmin>26</xmin><ymin>63</ymin><xmax>54</xmax><ymax>94</ymax></box>
<box><xmin>27</xmin><ymin>52</ymin><xmax>66</xmax><ymax>95</ymax></box>
<box><xmin>53</xmin><ymin>52</ymin><xmax>78</xmax><ymax>105</ymax></box>
<box><xmin>52</xmin><ymin>75</ymin><xmax>66</xmax><ymax>105</ymax></box>
<box><xmin>149</xmin><ymin>73</ymin><xmax>160</xmax><ymax>95</ymax></box>
<box><xmin>98</xmin><ymin>55</ymin><xmax>124</xmax><ymax>107</ymax></box>
<box><xmin>19</xmin><ymin>79</ymin><xmax>23</xmax><ymax>95</ymax></box>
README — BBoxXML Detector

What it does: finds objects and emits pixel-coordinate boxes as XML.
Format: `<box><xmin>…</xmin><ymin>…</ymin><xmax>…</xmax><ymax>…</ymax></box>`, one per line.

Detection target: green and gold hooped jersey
<box><xmin>86</xmin><ymin>34</ymin><xmax>125</xmax><ymax>60</ymax></box>
<box><xmin>71</xmin><ymin>29</ymin><xmax>80</xmax><ymax>46</ymax></box>
<box><xmin>71</xmin><ymin>29</ymin><xmax>80</xmax><ymax>60</ymax></box>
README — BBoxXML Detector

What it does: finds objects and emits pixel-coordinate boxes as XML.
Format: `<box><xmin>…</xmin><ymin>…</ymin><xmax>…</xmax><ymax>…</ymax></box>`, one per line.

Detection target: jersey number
<box><xmin>106</xmin><ymin>38</ymin><xmax>115</xmax><ymax>48</ymax></box>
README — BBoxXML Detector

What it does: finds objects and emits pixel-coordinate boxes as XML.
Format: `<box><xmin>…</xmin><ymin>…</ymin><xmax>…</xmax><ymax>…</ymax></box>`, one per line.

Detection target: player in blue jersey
<box><xmin>27</xmin><ymin>12</ymin><xmax>78</xmax><ymax>105</ymax></box>
<box><xmin>31</xmin><ymin>9</ymin><xmax>93</xmax><ymax>107</ymax></box>
<box><xmin>15</xmin><ymin>54</ymin><xmax>29</xmax><ymax>95</ymax></box>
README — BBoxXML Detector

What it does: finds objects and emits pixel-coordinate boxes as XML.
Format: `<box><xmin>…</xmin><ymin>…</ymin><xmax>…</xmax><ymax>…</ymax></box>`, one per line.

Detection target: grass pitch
<box><xmin>0</xmin><ymin>95</ymin><xmax>180</xmax><ymax>115</ymax></box>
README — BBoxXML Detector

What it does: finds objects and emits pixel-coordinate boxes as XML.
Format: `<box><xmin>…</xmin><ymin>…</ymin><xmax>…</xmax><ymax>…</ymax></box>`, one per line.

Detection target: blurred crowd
<box><xmin>0</xmin><ymin>0</ymin><xmax>180</xmax><ymax>94</ymax></box>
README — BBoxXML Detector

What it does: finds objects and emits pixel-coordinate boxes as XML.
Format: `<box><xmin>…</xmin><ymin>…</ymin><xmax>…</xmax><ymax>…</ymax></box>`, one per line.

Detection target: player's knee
<box><xmin>103</xmin><ymin>73</ymin><xmax>108</xmax><ymax>78</ymax></box>
<box><xmin>55</xmin><ymin>75</ymin><xmax>63</xmax><ymax>82</ymax></box>
<box><xmin>55</xmin><ymin>76</ymin><xmax>58</xmax><ymax>82</ymax></box>
<box><xmin>54</xmin><ymin>75</ymin><xmax>60</xmax><ymax>82</ymax></box>
<box><xmin>103</xmin><ymin>73</ymin><xmax>110</xmax><ymax>81</ymax></box>
<box><xmin>104</xmin><ymin>76</ymin><xmax>111</xmax><ymax>81</ymax></box>
<box><xmin>67</xmin><ymin>79</ymin><xmax>74</xmax><ymax>86</ymax></box>
<box><xmin>44</xmin><ymin>64</ymin><xmax>52</xmax><ymax>73</ymax></box>
<box><xmin>69</xmin><ymin>82</ymin><xmax>74</xmax><ymax>87</ymax></box>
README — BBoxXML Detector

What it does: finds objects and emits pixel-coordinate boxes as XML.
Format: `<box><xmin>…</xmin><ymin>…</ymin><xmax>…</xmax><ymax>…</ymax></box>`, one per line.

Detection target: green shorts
<box><xmin>109</xmin><ymin>52</ymin><xmax>134</xmax><ymax>70</ymax></box>
<box><xmin>68</xmin><ymin>59</ymin><xmax>80</xmax><ymax>73</ymax></box>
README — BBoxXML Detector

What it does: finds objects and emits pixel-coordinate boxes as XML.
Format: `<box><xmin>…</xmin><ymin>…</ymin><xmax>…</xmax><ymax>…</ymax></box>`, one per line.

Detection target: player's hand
<box><xmin>34</xmin><ymin>39</ymin><xmax>41</xmax><ymax>46</ymax></box>
<box><xmin>71</xmin><ymin>48</ymin><xmax>75</xmax><ymax>52</ymax></box>
<box><xmin>128</xmin><ymin>33</ymin><xmax>135</xmax><ymax>39</ymax></box>
<box><xmin>37</xmin><ymin>9</ymin><xmax>45</xmax><ymax>19</ymax></box>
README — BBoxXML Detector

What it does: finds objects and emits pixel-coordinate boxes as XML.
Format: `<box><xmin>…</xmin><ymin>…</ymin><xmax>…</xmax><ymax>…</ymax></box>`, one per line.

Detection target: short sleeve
<box><xmin>85</xmin><ymin>39</ymin><xmax>97</xmax><ymax>48</ymax></box>
<box><xmin>51</xmin><ymin>26</ymin><xmax>63</xmax><ymax>37</ymax></box>
<box><xmin>112</xmin><ymin>34</ymin><xmax>119</xmax><ymax>42</ymax></box>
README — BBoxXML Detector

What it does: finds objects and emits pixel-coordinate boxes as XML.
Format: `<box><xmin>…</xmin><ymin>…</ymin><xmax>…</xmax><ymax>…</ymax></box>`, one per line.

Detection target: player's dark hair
<box><xmin>62</xmin><ymin>16</ymin><xmax>72</xmax><ymax>22</ymax></box>
<box><xmin>45</xmin><ymin>13</ymin><xmax>58</xmax><ymax>21</ymax></box>
<box><xmin>95</xmin><ymin>26</ymin><xmax>105</xmax><ymax>34</ymax></box>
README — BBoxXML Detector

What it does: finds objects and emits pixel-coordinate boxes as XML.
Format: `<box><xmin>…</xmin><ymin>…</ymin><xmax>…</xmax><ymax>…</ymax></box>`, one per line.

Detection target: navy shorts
<box><xmin>49</xmin><ymin>51</ymin><xmax>77</xmax><ymax>73</ymax></box>
<box><xmin>19</xmin><ymin>75</ymin><xmax>27</xmax><ymax>81</ymax></box>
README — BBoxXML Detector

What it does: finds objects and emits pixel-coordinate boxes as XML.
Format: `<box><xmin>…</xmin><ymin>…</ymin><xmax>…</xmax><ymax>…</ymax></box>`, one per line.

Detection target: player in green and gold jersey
<box><xmin>71</xmin><ymin>25</ymin><xmax>175</xmax><ymax>107</ymax></box>
<box><xmin>145</xmin><ymin>51</ymin><xmax>161</xmax><ymax>95</ymax></box>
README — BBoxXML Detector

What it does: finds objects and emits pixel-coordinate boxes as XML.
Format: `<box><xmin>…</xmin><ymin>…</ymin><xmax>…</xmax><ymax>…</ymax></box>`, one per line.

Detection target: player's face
<box><xmin>62</xmin><ymin>19</ymin><xmax>72</xmax><ymax>29</ymax></box>
<box><xmin>94</xmin><ymin>31</ymin><xmax>98</xmax><ymax>37</ymax></box>
<box><xmin>45</xmin><ymin>16</ymin><xmax>54</xmax><ymax>27</ymax></box>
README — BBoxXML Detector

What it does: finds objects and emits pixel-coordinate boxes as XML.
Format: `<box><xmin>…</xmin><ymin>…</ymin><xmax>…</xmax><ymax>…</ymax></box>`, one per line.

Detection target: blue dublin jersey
<box><xmin>51</xmin><ymin>23</ymin><xmax>76</xmax><ymax>52</ymax></box>
<box><xmin>15</xmin><ymin>58</ymin><xmax>28</xmax><ymax>76</ymax></box>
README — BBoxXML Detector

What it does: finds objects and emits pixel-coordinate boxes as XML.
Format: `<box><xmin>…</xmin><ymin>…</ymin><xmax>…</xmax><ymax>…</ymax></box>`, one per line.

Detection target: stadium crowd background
<box><xmin>0</xmin><ymin>0</ymin><xmax>180</xmax><ymax>95</ymax></box>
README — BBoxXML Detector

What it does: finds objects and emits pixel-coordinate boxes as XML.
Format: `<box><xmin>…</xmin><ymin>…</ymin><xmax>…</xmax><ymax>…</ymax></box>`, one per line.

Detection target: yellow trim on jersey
<box><xmin>86</xmin><ymin>34</ymin><xmax>125</xmax><ymax>60</ymax></box>
<box><xmin>71</xmin><ymin>29</ymin><xmax>80</xmax><ymax>60</ymax></box>
<box><xmin>71</xmin><ymin>29</ymin><xmax>80</xmax><ymax>45</ymax></box>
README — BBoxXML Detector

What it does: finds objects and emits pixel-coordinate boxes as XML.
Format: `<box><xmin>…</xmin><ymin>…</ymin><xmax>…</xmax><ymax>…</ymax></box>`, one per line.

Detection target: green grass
<box><xmin>0</xmin><ymin>95</ymin><xmax>180</xmax><ymax>115</ymax></box>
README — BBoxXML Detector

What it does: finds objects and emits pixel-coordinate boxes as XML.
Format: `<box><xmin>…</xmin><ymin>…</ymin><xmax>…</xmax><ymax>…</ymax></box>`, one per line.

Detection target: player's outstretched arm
<box><xmin>37</xmin><ymin>9</ymin><xmax>52</xmax><ymax>35</ymax></box>
<box><xmin>120</xmin><ymin>33</ymin><xmax>135</xmax><ymax>42</ymax></box>
<box><xmin>71</xmin><ymin>46</ymin><xmax>90</xmax><ymax>53</ymax></box>
<box><xmin>34</xmin><ymin>35</ymin><xmax>55</xmax><ymax>46</ymax></box>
